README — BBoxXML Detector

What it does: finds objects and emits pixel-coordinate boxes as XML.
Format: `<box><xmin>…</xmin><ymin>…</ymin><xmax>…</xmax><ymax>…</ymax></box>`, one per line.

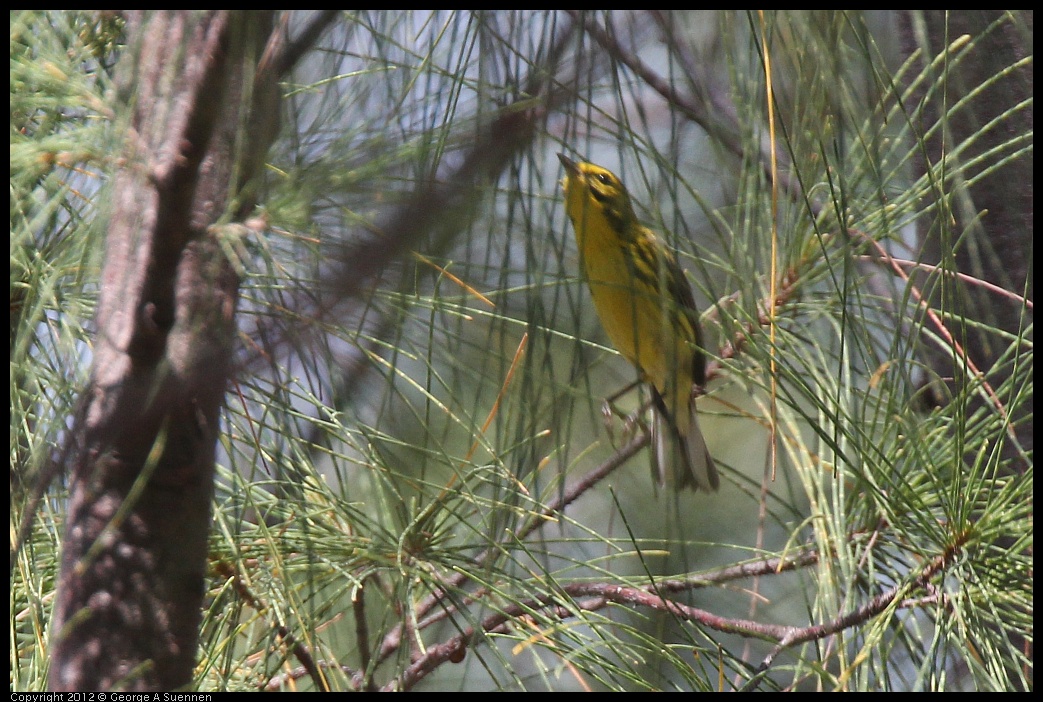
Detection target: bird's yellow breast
<box><xmin>564</xmin><ymin>191</ymin><xmax>690</xmax><ymax>393</ymax></box>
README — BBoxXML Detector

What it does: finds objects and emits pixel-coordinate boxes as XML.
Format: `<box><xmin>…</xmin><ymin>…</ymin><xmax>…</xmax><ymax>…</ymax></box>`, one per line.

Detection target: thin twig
<box><xmin>854</xmin><ymin>228</ymin><xmax>1016</xmax><ymax>436</ymax></box>
<box><xmin>213</xmin><ymin>560</ymin><xmax>331</xmax><ymax>692</ymax></box>
<box><xmin>352</xmin><ymin>577</ymin><xmax>375</xmax><ymax>692</ymax></box>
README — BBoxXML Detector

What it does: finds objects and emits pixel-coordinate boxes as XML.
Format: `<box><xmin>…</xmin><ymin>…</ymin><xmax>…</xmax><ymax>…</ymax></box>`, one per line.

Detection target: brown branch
<box><xmin>386</xmin><ymin>542</ymin><xmax>957</xmax><ymax>691</ymax></box>
<box><xmin>381</xmin><ymin>548</ymin><xmax>817</xmax><ymax>684</ymax></box>
<box><xmin>746</xmin><ymin>539</ymin><xmax>962</xmax><ymax>687</ymax></box>
<box><xmin>258</xmin><ymin>10</ymin><xmax>340</xmax><ymax>80</ymax></box>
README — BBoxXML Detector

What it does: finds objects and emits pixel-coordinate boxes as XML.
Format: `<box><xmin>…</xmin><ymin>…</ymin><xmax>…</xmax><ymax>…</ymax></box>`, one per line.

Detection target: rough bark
<box><xmin>48</xmin><ymin>11</ymin><xmax>281</xmax><ymax>691</ymax></box>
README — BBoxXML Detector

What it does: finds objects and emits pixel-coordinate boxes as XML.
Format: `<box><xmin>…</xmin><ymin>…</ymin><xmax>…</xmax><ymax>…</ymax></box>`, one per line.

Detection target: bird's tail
<box><xmin>652</xmin><ymin>389</ymin><xmax>720</xmax><ymax>492</ymax></box>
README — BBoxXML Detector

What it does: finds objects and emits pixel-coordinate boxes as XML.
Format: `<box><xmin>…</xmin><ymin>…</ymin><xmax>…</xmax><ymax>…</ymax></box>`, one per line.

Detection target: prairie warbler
<box><xmin>558</xmin><ymin>153</ymin><xmax>719</xmax><ymax>491</ymax></box>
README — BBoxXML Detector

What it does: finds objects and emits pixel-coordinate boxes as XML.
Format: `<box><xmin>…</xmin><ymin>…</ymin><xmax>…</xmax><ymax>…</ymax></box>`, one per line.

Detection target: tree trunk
<box><xmin>48</xmin><ymin>11</ymin><xmax>279</xmax><ymax>691</ymax></box>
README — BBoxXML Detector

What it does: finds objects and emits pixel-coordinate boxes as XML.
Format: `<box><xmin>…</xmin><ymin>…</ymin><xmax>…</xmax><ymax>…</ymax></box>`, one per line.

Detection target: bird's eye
<box><xmin>595</xmin><ymin>173</ymin><xmax>612</xmax><ymax>185</ymax></box>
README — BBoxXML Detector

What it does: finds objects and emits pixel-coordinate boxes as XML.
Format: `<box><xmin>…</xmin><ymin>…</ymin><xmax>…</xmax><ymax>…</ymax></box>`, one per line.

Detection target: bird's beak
<box><xmin>557</xmin><ymin>153</ymin><xmax>579</xmax><ymax>175</ymax></box>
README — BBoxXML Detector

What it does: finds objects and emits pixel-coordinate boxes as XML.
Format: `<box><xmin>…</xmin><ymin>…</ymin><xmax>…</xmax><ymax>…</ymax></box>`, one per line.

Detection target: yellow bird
<box><xmin>558</xmin><ymin>153</ymin><xmax>719</xmax><ymax>491</ymax></box>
